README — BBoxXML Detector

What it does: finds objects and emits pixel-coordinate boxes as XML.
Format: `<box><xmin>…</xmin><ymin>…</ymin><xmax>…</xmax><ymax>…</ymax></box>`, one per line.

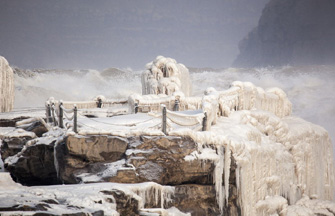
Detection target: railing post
<box><xmin>59</xmin><ymin>101</ymin><xmax>64</xmax><ymax>128</ymax></box>
<box><xmin>162</xmin><ymin>106</ymin><xmax>167</xmax><ymax>135</ymax></box>
<box><xmin>51</xmin><ymin>103</ymin><xmax>57</xmax><ymax>126</ymax></box>
<box><xmin>46</xmin><ymin>103</ymin><xmax>52</xmax><ymax>123</ymax></box>
<box><xmin>202</xmin><ymin>112</ymin><xmax>207</xmax><ymax>131</ymax></box>
<box><xmin>73</xmin><ymin>105</ymin><xmax>78</xmax><ymax>133</ymax></box>
<box><xmin>134</xmin><ymin>103</ymin><xmax>139</xmax><ymax>114</ymax></box>
<box><xmin>97</xmin><ymin>98</ymin><xmax>102</xmax><ymax>108</ymax></box>
<box><xmin>174</xmin><ymin>99</ymin><xmax>179</xmax><ymax>111</ymax></box>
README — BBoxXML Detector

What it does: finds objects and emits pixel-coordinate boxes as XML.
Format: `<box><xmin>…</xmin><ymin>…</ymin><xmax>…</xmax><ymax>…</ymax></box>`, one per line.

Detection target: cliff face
<box><xmin>233</xmin><ymin>0</ymin><xmax>335</xmax><ymax>67</ymax></box>
<box><xmin>3</xmin><ymin>131</ymin><xmax>239</xmax><ymax>215</ymax></box>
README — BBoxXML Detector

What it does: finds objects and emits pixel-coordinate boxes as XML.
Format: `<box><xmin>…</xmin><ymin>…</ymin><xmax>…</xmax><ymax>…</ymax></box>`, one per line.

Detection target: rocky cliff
<box><xmin>3</xmin><ymin>129</ymin><xmax>239</xmax><ymax>215</ymax></box>
<box><xmin>233</xmin><ymin>0</ymin><xmax>335</xmax><ymax>67</ymax></box>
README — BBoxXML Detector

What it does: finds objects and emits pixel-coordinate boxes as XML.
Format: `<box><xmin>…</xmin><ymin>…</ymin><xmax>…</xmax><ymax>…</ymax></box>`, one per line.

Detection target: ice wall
<box><xmin>170</xmin><ymin>82</ymin><xmax>334</xmax><ymax>216</ymax></box>
<box><xmin>142</xmin><ymin>56</ymin><xmax>191</xmax><ymax>96</ymax></box>
<box><xmin>0</xmin><ymin>56</ymin><xmax>14</xmax><ymax>112</ymax></box>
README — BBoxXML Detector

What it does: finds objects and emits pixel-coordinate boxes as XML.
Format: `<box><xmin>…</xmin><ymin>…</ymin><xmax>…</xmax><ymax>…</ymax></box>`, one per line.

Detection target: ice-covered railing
<box><xmin>230</xmin><ymin>81</ymin><xmax>292</xmax><ymax>118</ymax></box>
<box><xmin>202</xmin><ymin>81</ymin><xmax>292</xmax><ymax>128</ymax></box>
<box><xmin>45</xmin><ymin>100</ymin><xmax>78</xmax><ymax>132</ymax></box>
<box><xmin>46</xmin><ymin>96</ymin><xmax>128</xmax><ymax>110</ymax></box>
<box><xmin>128</xmin><ymin>94</ymin><xmax>177</xmax><ymax>113</ymax></box>
<box><xmin>76</xmin><ymin>106</ymin><xmax>207</xmax><ymax>137</ymax></box>
<box><xmin>162</xmin><ymin>105</ymin><xmax>206</xmax><ymax>134</ymax></box>
<box><xmin>130</xmin><ymin>81</ymin><xmax>292</xmax><ymax>131</ymax></box>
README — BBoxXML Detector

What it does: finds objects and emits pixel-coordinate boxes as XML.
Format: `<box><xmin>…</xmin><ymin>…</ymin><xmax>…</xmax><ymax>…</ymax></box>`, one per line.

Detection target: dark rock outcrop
<box><xmin>5</xmin><ymin>140</ymin><xmax>60</xmax><ymax>186</ymax></box>
<box><xmin>101</xmin><ymin>189</ymin><xmax>139</xmax><ymax>216</ymax></box>
<box><xmin>0</xmin><ymin>117</ymin><xmax>29</xmax><ymax>127</ymax></box>
<box><xmin>233</xmin><ymin>0</ymin><xmax>335</xmax><ymax>67</ymax></box>
<box><xmin>0</xmin><ymin>129</ymin><xmax>36</xmax><ymax>161</ymax></box>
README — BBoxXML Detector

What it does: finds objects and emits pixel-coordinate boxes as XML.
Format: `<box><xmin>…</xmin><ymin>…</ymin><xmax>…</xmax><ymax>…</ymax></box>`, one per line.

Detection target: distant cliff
<box><xmin>233</xmin><ymin>0</ymin><xmax>335</xmax><ymax>67</ymax></box>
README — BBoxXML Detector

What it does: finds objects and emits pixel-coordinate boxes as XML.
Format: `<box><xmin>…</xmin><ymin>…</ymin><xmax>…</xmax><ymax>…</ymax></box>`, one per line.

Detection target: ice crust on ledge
<box><xmin>0</xmin><ymin>173</ymin><xmax>177</xmax><ymax>216</ymax></box>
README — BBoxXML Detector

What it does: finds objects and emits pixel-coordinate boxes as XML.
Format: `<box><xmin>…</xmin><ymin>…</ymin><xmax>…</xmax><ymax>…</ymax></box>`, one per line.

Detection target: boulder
<box><xmin>66</xmin><ymin>135</ymin><xmax>128</xmax><ymax>162</ymax></box>
<box><xmin>5</xmin><ymin>139</ymin><xmax>60</xmax><ymax>186</ymax></box>
<box><xmin>117</xmin><ymin>136</ymin><xmax>215</xmax><ymax>185</ymax></box>
<box><xmin>59</xmin><ymin>135</ymin><xmax>215</xmax><ymax>185</ymax></box>
<box><xmin>0</xmin><ymin>128</ymin><xmax>36</xmax><ymax>161</ymax></box>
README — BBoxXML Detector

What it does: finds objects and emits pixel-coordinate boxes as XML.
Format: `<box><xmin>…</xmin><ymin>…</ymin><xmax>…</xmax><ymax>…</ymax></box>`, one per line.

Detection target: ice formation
<box><xmin>172</xmin><ymin>110</ymin><xmax>334</xmax><ymax>216</ymax></box>
<box><xmin>142</xmin><ymin>56</ymin><xmax>191</xmax><ymax>96</ymax></box>
<box><xmin>0</xmin><ymin>56</ymin><xmax>14</xmax><ymax>112</ymax></box>
<box><xmin>0</xmin><ymin>174</ymin><xmax>179</xmax><ymax>216</ymax></box>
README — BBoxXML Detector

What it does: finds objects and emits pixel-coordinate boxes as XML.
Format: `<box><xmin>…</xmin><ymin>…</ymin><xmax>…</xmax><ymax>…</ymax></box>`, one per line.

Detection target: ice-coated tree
<box><xmin>142</xmin><ymin>56</ymin><xmax>191</xmax><ymax>96</ymax></box>
<box><xmin>0</xmin><ymin>56</ymin><xmax>14</xmax><ymax>112</ymax></box>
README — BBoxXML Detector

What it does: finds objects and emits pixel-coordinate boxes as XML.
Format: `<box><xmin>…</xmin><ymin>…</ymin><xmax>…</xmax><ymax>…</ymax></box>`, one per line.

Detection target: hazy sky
<box><xmin>0</xmin><ymin>0</ymin><xmax>269</xmax><ymax>70</ymax></box>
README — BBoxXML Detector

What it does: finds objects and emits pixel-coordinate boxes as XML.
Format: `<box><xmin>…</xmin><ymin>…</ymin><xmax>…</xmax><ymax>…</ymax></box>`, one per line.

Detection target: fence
<box><xmin>45</xmin><ymin>101</ymin><xmax>78</xmax><ymax>132</ymax></box>
<box><xmin>45</xmin><ymin>100</ymin><xmax>207</xmax><ymax>135</ymax></box>
<box><xmin>44</xmin><ymin>81</ymin><xmax>291</xmax><ymax>135</ymax></box>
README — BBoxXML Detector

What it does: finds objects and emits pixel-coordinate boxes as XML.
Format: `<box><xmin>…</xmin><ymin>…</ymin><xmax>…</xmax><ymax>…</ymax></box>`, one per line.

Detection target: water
<box><xmin>13</xmin><ymin>65</ymin><xmax>335</xmax><ymax>144</ymax></box>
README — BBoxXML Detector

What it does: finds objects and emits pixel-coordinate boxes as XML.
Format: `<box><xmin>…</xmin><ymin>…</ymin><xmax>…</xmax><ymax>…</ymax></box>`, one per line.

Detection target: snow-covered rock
<box><xmin>0</xmin><ymin>128</ymin><xmax>36</xmax><ymax>162</ymax></box>
<box><xmin>0</xmin><ymin>56</ymin><xmax>14</xmax><ymax>112</ymax></box>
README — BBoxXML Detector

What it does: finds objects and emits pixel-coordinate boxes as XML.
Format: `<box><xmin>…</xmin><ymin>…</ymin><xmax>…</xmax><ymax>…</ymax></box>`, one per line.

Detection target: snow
<box><xmin>0</xmin><ymin>107</ymin><xmax>46</xmax><ymax>120</ymax></box>
<box><xmin>140</xmin><ymin>207</ymin><xmax>191</xmax><ymax>216</ymax></box>
<box><xmin>0</xmin><ymin>173</ymin><xmax>22</xmax><ymax>189</ymax></box>
<box><xmin>0</xmin><ymin>127</ymin><xmax>36</xmax><ymax>139</ymax></box>
<box><xmin>77</xmin><ymin>159</ymin><xmax>129</xmax><ymax>183</ymax></box>
<box><xmin>0</xmin><ymin>56</ymin><xmax>14</xmax><ymax>112</ymax></box>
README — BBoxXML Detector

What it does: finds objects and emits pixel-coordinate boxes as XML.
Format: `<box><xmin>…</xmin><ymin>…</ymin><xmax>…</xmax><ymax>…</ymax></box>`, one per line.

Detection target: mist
<box><xmin>0</xmin><ymin>0</ymin><xmax>269</xmax><ymax>70</ymax></box>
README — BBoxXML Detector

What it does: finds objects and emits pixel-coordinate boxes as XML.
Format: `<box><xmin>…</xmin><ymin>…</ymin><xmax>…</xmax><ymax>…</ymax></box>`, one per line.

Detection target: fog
<box><xmin>0</xmin><ymin>0</ymin><xmax>269</xmax><ymax>70</ymax></box>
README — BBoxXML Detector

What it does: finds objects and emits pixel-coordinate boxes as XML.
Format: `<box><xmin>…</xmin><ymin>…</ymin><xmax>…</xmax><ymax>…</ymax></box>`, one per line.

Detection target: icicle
<box><xmin>53</xmin><ymin>135</ymin><xmax>64</xmax><ymax>180</ymax></box>
<box><xmin>130</xmin><ymin>182</ymin><xmax>174</xmax><ymax>209</ymax></box>
<box><xmin>224</xmin><ymin>143</ymin><xmax>231</xmax><ymax>205</ymax></box>
<box><xmin>214</xmin><ymin>146</ymin><xmax>225</xmax><ymax>212</ymax></box>
<box><xmin>0</xmin><ymin>56</ymin><xmax>15</xmax><ymax>112</ymax></box>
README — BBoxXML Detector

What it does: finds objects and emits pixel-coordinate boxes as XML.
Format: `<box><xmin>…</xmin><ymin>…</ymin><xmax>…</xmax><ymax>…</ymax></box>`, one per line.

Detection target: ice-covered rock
<box><xmin>0</xmin><ymin>128</ymin><xmax>36</xmax><ymax>162</ymax></box>
<box><xmin>4</xmin><ymin>137</ymin><xmax>61</xmax><ymax>186</ymax></box>
<box><xmin>0</xmin><ymin>56</ymin><xmax>14</xmax><ymax>112</ymax></box>
<box><xmin>142</xmin><ymin>56</ymin><xmax>191</xmax><ymax>96</ymax></box>
<box><xmin>58</xmin><ymin>135</ymin><xmax>218</xmax><ymax>185</ymax></box>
